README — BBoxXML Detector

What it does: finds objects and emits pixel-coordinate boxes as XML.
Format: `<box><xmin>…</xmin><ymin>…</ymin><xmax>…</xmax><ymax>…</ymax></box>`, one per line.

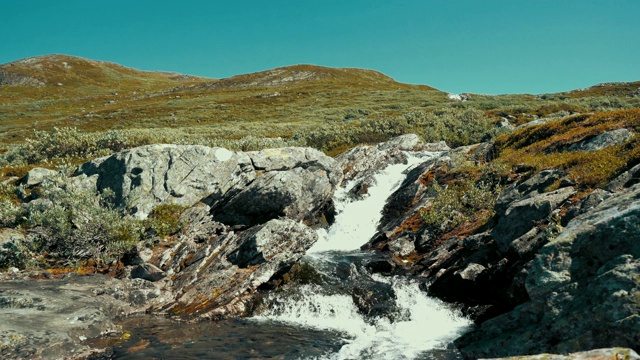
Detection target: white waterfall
<box><xmin>309</xmin><ymin>155</ymin><xmax>427</xmax><ymax>253</ymax></box>
<box><xmin>253</xmin><ymin>153</ymin><xmax>472</xmax><ymax>360</ymax></box>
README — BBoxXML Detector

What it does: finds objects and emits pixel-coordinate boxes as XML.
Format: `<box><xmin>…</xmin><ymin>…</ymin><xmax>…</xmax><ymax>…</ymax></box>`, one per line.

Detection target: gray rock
<box><xmin>457</xmin><ymin>263</ymin><xmax>486</xmax><ymax>281</ymax></box>
<box><xmin>248</xmin><ymin>147</ymin><xmax>342</xmax><ymax>186</ymax></box>
<box><xmin>156</xmin><ymin>218</ymin><xmax>317</xmax><ymax>319</ymax></box>
<box><xmin>64</xmin><ymin>173</ymin><xmax>98</xmax><ymax>193</ymax></box>
<box><xmin>567</xmin><ymin>128</ymin><xmax>634</xmax><ymax>152</ymax></box>
<box><xmin>495</xmin><ymin>169</ymin><xmax>564</xmax><ymax>215</ymax></box>
<box><xmin>481</xmin><ymin>348</ymin><xmax>640</xmax><ymax>360</ymax></box>
<box><xmin>457</xmin><ymin>184</ymin><xmax>640</xmax><ymax>358</ymax></box>
<box><xmin>498</xmin><ymin>117</ymin><xmax>515</xmax><ymax>131</ymax></box>
<box><xmin>211</xmin><ymin>167</ymin><xmax>335</xmax><ymax>228</ymax></box>
<box><xmin>493</xmin><ymin>187</ymin><xmax>575</xmax><ymax>252</ymax></box>
<box><xmin>131</xmin><ymin>263</ymin><xmax>166</xmax><ymax>282</ymax></box>
<box><xmin>378</xmin><ymin>134</ymin><xmax>426</xmax><ymax>151</ymax></box>
<box><xmin>347</xmin><ymin>175</ymin><xmax>377</xmax><ymax>200</ymax></box>
<box><xmin>336</xmin><ymin>134</ymin><xmax>446</xmax><ymax>182</ymax></box>
<box><xmin>0</xmin><ymin>229</ymin><xmax>26</xmax><ymax>270</ymax></box>
<box><xmin>562</xmin><ymin>188</ymin><xmax>612</xmax><ymax>224</ymax></box>
<box><xmin>19</xmin><ymin>167</ymin><xmax>59</xmax><ymax>187</ymax></box>
<box><xmin>526</xmin><ymin>183</ymin><xmax>640</xmax><ymax>298</ymax></box>
<box><xmin>509</xmin><ymin>227</ymin><xmax>549</xmax><ymax>258</ymax></box>
<box><xmin>387</xmin><ymin>236</ymin><xmax>415</xmax><ymax>257</ymax></box>
<box><xmin>337</xmin><ymin>144</ymin><xmax>407</xmax><ymax>182</ymax></box>
<box><xmin>457</xmin><ymin>257</ymin><xmax>640</xmax><ymax>358</ymax></box>
<box><xmin>0</xmin><ymin>274</ymin><xmax>164</xmax><ymax>358</ymax></box>
<box><xmin>605</xmin><ymin>162</ymin><xmax>640</xmax><ymax>192</ymax></box>
<box><xmin>77</xmin><ymin>144</ymin><xmax>256</xmax><ymax>218</ymax></box>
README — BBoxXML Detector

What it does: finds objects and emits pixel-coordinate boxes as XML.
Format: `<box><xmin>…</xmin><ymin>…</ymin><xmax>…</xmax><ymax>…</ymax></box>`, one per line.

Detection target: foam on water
<box><xmin>254</xmin><ymin>152</ymin><xmax>471</xmax><ymax>359</ymax></box>
<box><xmin>309</xmin><ymin>155</ymin><xmax>428</xmax><ymax>253</ymax></box>
<box><xmin>255</xmin><ymin>277</ymin><xmax>471</xmax><ymax>360</ymax></box>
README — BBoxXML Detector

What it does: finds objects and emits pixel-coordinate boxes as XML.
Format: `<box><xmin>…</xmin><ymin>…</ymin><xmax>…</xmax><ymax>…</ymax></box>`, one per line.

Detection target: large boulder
<box><xmin>456</xmin><ymin>184</ymin><xmax>640</xmax><ymax>358</ymax></box>
<box><xmin>18</xmin><ymin>167</ymin><xmax>59</xmax><ymax>187</ymax></box>
<box><xmin>526</xmin><ymin>183</ymin><xmax>640</xmax><ymax>298</ymax></box>
<box><xmin>492</xmin><ymin>187</ymin><xmax>575</xmax><ymax>252</ymax></box>
<box><xmin>77</xmin><ymin>144</ymin><xmax>256</xmax><ymax>218</ymax></box>
<box><xmin>567</xmin><ymin>128</ymin><xmax>634</xmax><ymax>152</ymax></box>
<box><xmin>211</xmin><ymin>147</ymin><xmax>342</xmax><ymax>228</ymax></box>
<box><xmin>155</xmin><ymin>212</ymin><xmax>318</xmax><ymax>319</ymax></box>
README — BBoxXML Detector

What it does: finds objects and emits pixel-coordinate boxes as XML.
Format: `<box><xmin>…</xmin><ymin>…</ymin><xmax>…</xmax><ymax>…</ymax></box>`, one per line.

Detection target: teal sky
<box><xmin>1</xmin><ymin>0</ymin><xmax>639</xmax><ymax>94</ymax></box>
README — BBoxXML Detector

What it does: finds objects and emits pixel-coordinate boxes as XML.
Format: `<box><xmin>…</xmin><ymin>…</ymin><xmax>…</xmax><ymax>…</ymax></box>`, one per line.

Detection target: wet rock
<box><xmin>351</xmin><ymin>281</ymin><xmax>397</xmax><ymax>319</ymax></box>
<box><xmin>0</xmin><ymin>229</ymin><xmax>26</xmax><ymax>270</ymax></box>
<box><xmin>336</xmin><ymin>133</ymin><xmax>448</xmax><ymax>182</ymax></box>
<box><xmin>0</xmin><ymin>274</ymin><xmax>139</xmax><ymax>359</ymax></box>
<box><xmin>346</xmin><ymin>175</ymin><xmax>377</xmax><ymax>200</ymax></box>
<box><xmin>386</xmin><ymin>236</ymin><xmax>415</xmax><ymax>257</ymax></box>
<box><xmin>77</xmin><ymin>144</ymin><xmax>256</xmax><ymax>218</ymax></box>
<box><xmin>337</xmin><ymin>144</ymin><xmax>407</xmax><ymax>182</ymax></box>
<box><xmin>567</xmin><ymin>128</ymin><xmax>634</xmax><ymax>152</ymax></box>
<box><xmin>377</xmin><ymin>159</ymin><xmax>439</xmax><ymax>235</ymax></box>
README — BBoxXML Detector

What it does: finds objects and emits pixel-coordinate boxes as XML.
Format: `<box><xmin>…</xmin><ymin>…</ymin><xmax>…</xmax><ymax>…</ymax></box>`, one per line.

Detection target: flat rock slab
<box><xmin>0</xmin><ymin>274</ymin><xmax>130</xmax><ymax>358</ymax></box>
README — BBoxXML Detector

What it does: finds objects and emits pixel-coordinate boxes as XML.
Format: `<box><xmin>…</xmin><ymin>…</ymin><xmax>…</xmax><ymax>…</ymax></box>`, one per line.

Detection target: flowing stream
<box><xmin>110</xmin><ymin>154</ymin><xmax>472</xmax><ymax>359</ymax></box>
<box><xmin>252</xmin><ymin>154</ymin><xmax>472</xmax><ymax>359</ymax></box>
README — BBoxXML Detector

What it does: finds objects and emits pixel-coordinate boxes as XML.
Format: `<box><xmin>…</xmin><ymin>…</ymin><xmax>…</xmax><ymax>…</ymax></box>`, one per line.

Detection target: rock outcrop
<box><xmin>211</xmin><ymin>147</ymin><xmax>341</xmax><ymax>228</ymax></box>
<box><xmin>442</xmin><ymin>181</ymin><xmax>640</xmax><ymax>358</ymax></box>
<box><xmin>153</xmin><ymin>206</ymin><xmax>319</xmax><ymax>319</ymax></box>
<box><xmin>77</xmin><ymin>144</ymin><xmax>256</xmax><ymax>218</ymax></box>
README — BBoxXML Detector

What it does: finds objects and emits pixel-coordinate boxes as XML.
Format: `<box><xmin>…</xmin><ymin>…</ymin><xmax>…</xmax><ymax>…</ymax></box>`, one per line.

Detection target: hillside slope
<box><xmin>0</xmin><ymin>55</ymin><xmax>444</xmax><ymax>145</ymax></box>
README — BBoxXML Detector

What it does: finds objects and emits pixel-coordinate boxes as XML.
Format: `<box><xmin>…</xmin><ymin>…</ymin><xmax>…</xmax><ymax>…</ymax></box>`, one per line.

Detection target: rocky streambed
<box><xmin>1</xmin><ymin>133</ymin><xmax>640</xmax><ymax>359</ymax></box>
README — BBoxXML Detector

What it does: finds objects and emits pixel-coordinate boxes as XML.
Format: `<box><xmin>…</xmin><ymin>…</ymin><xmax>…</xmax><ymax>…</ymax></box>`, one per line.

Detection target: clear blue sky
<box><xmin>1</xmin><ymin>0</ymin><xmax>639</xmax><ymax>94</ymax></box>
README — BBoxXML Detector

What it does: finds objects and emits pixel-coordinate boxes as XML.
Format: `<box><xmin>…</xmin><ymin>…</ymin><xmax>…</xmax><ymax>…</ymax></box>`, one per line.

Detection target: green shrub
<box><xmin>145</xmin><ymin>203</ymin><xmax>188</xmax><ymax>238</ymax></box>
<box><xmin>422</xmin><ymin>179</ymin><xmax>499</xmax><ymax>236</ymax></box>
<box><xmin>23</xmin><ymin>184</ymin><xmax>143</xmax><ymax>265</ymax></box>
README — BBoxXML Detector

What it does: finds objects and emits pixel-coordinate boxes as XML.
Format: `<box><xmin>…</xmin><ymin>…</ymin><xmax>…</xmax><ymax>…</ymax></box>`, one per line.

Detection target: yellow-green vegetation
<box><xmin>11</xmin><ymin>185</ymin><xmax>143</xmax><ymax>266</ymax></box>
<box><xmin>422</xmin><ymin>179</ymin><xmax>500</xmax><ymax>237</ymax></box>
<box><xmin>1</xmin><ymin>54</ymin><xmax>639</xmax><ymax>268</ymax></box>
<box><xmin>0</xmin><ymin>186</ymin><xmax>192</xmax><ymax>267</ymax></box>
<box><xmin>495</xmin><ymin>108</ymin><xmax>640</xmax><ymax>189</ymax></box>
<box><xmin>145</xmin><ymin>204</ymin><xmax>188</xmax><ymax>238</ymax></box>
<box><xmin>2</xmin><ymin>54</ymin><xmax>637</xmax><ymax>162</ymax></box>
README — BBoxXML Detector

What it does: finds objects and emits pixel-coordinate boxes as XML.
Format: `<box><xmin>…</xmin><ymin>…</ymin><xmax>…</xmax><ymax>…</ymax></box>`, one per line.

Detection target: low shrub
<box><xmin>145</xmin><ymin>203</ymin><xmax>188</xmax><ymax>238</ymax></box>
<box><xmin>21</xmin><ymin>184</ymin><xmax>143</xmax><ymax>266</ymax></box>
<box><xmin>422</xmin><ymin>179</ymin><xmax>499</xmax><ymax>236</ymax></box>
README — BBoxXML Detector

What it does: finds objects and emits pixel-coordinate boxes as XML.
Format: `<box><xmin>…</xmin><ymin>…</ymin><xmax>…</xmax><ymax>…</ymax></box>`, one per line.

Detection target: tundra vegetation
<box><xmin>0</xmin><ymin>54</ymin><xmax>639</xmax><ymax>270</ymax></box>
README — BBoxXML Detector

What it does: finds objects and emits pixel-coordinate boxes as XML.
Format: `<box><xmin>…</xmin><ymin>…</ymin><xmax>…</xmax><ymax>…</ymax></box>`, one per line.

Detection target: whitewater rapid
<box><xmin>253</xmin><ymin>153</ymin><xmax>472</xmax><ymax>360</ymax></box>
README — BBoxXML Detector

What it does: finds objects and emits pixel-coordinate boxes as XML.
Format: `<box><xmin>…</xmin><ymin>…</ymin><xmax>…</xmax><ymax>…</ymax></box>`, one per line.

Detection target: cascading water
<box><xmin>253</xmin><ymin>153</ymin><xmax>473</xmax><ymax>360</ymax></box>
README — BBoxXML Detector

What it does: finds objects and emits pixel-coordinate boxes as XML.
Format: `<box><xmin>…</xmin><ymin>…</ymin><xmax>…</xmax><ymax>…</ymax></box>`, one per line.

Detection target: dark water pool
<box><xmin>96</xmin><ymin>315</ymin><xmax>464</xmax><ymax>360</ymax></box>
